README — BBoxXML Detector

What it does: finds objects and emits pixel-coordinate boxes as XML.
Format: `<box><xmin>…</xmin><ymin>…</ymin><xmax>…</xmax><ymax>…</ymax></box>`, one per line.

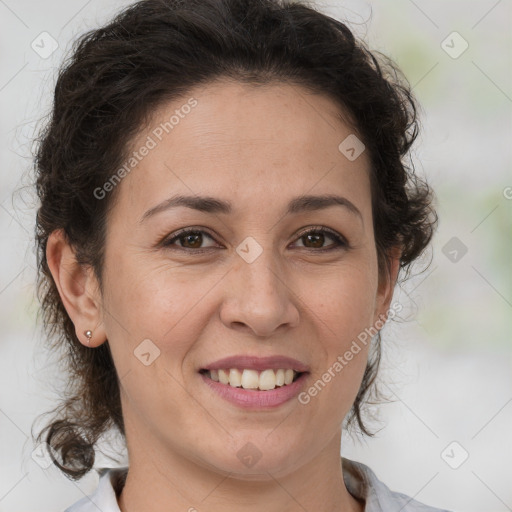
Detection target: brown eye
<box><xmin>302</xmin><ymin>232</ymin><xmax>325</xmax><ymax>248</ymax></box>
<box><xmin>180</xmin><ymin>232</ymin><xmax>203</xmax><ymax>248</ymax></box>
<box><xmin>163</xmin><ymin>229</ymin><xmax>218</xmax><ymax>251</ymax></box>
<box><xmin>293</xmin><ymin>227</ymin><xmax>347</xmax><ymax>251</ymax></box>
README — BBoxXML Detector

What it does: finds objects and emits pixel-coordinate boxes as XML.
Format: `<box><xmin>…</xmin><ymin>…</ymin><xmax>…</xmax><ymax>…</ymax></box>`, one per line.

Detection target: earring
<box><xmin>84</xmin><ymin>330</ymin><xmax>93</xmax><ymax>345</ymax></box>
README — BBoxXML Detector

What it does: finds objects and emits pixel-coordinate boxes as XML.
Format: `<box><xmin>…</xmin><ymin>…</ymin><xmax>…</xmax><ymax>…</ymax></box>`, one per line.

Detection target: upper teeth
<box><xmin>207</xmin><ymin>368</ymin><xmax>297</xmax><ymax>390</ymax></box>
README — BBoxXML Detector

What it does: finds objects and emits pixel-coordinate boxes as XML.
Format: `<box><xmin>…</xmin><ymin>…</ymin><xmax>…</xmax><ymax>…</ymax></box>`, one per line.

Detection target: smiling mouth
<box><xmin>199</xmin><ymin>368</ymin><xmax>305</xmax><ymax>391</ymax></box>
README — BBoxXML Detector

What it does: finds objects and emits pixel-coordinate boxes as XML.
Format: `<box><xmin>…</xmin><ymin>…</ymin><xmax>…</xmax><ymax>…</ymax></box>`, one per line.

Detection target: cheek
<box><xmin>101</xmin><ymin>253</ymin><xmax>222</xmax><ymax>372</ymax></box>
<box><xmin>302</xmin><ymin>263</ymin><xmax>377</xmax><ymax>403</ymax></box>
<box><xmin>100</xmin><ymin>260</ymin><xmax>212</xmax><ymax>424</ymax></box>
<box><xmin>104</xmin><ymin>252</ymin><xmax>190</xmax><ymax>328</ymax></box>
<box><xmin>307</xmin><ymin>259</ymin><xmax>379</xmax><ymax>341</ymax></box>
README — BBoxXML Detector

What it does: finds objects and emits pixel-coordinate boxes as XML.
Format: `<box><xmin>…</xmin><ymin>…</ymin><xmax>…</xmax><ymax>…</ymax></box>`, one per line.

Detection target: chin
<box><xmin>196</xmin><ymin>436</ymin><xmax>303</xmax><ymax>479</ymax></box>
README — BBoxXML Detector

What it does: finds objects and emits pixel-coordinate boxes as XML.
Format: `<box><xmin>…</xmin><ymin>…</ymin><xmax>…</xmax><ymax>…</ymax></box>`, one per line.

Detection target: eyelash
<box><xmin>161</xmin><ymin>226</ymin><xmax>348</xmax><ymax>254</ymax></box>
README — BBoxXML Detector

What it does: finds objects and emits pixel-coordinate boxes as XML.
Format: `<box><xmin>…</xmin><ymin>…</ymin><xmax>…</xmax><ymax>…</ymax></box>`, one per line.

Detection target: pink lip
<box><xmin>200</xmin><ymin>372</ymin><xmax>309</xmax><ymax>409</ymax></box>
<box><xmin>200</xmin><ymin>355</ymin><xmax>310</xmax><ymax>373</ymax></box>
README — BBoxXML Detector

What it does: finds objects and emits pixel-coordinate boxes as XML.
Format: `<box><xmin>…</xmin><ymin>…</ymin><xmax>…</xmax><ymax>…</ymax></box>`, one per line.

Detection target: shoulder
<box><xmin>63</xmin><ymin>467</ymin><xmax>128</xmax><ymax>512</ymax></box>
<box><xmin>342</xmin><ymin>457</ymin><xmax>453</xmax><ymax>512</ymax></box>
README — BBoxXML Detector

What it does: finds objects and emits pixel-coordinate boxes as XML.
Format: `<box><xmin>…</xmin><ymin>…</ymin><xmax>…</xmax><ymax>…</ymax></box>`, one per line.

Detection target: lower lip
<box><xmin>200</xmin><ymin>372</ymin><xmax>308</xmax><ymax>409</ymax></box>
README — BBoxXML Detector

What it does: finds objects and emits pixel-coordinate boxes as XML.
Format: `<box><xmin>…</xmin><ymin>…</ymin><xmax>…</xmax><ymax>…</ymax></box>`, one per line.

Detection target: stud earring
<box><xmin>84</xmin><ymin>330</ymin><xmax>93</xmax><ymax>345</ymax></box>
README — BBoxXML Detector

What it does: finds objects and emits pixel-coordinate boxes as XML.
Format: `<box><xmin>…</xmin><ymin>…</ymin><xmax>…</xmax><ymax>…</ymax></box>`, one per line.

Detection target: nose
<box><xmin>219</xmin><ymin>247</ymin><xmax>300</xmax><ymax>338</ymax></box>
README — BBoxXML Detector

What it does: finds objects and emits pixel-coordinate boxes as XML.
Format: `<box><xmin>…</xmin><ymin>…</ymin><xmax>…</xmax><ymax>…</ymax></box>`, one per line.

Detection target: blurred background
<box><xmin>0</xmin><ymin>0</ymin><xmax>510</xmax><ymax>511</ymax></box>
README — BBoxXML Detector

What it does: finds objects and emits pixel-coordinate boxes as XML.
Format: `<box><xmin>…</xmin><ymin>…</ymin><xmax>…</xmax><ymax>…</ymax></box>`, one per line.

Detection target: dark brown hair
<box><xmin>33</xmin><ymin>0</ymin><xmax>437</xmax><ymax>480</ymax></box>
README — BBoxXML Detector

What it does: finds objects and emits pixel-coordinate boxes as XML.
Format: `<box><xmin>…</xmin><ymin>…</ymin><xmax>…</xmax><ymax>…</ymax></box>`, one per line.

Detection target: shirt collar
<box><xmin>342</xmin><ymin>458</ymin><xmax>450</xmax><ymax>512</ymax></box>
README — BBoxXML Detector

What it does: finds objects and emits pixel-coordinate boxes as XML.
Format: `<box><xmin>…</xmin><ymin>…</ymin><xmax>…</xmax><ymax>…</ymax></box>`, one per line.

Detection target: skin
<box><xmin>47</xmin><ymin>79</ymin><xmax>401</xmax><ymax>512</ymax></box>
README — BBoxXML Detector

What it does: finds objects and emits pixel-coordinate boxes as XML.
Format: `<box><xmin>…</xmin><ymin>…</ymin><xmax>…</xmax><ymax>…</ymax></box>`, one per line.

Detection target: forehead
<box><xmin>112</xmin><ymin>79</ymin><xmax>371</xmax><ymax>220</ymax></box>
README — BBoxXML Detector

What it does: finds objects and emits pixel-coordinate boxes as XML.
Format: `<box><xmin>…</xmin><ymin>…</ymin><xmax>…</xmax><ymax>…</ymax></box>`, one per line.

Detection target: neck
<box><xmin>117</xmin><ymin>428</ymin><xmax>364</xmax><ymax>512</ymax></box>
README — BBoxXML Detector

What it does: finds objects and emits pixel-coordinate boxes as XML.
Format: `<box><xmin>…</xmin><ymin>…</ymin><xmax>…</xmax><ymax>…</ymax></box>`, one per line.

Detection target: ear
<box><xmin>373</xmin><ymin>246</ymin><xmax>402</xmax><ymax>324</ymax></box>
<box><xmin>46</xmin><ymin>229</ymin><xmax>107</xmax><ymax>347</ymax></box>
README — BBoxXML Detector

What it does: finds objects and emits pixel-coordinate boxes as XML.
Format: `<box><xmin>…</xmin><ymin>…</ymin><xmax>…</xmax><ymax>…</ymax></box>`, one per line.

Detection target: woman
<box><xmin>33</xmin><ymin>0</ymin><xmax>449</xmax><ymax>510</ymax></box>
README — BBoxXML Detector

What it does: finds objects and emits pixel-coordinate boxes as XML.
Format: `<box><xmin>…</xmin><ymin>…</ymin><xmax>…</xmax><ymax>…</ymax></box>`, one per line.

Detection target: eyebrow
<box><xmin>139</xmin><ymin>193</ymin><xmax>363</xmax><ymax>223</ymax></box>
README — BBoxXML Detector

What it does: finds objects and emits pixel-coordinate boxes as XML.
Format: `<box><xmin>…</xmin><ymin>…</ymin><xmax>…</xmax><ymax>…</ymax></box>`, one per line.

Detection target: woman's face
<box><xmin>96</xmin><ymin>80</ymin><xmax>397</xmax><ymax>478</ymax></box>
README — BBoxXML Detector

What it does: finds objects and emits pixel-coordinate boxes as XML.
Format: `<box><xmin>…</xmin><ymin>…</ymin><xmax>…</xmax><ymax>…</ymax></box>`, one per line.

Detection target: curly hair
<box><xmin>32</xmin><ymin>0</ymin><xmax>437</xmax><ymax>480</ymax></box>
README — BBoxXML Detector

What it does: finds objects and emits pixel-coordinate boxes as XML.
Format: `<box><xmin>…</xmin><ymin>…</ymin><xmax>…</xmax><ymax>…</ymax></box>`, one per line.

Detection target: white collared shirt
<box><xmin>64</xmin><ymin>457</ymin><xmax>452</xmax><ymax>512</ymax></box>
